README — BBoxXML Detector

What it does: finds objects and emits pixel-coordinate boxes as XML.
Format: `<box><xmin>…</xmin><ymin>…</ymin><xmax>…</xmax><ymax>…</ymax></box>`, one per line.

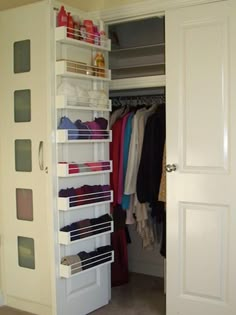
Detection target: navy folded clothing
<box><xmin>90</xmin><ymin>214</ymin><xmax>112</xmax><ymax>235</ymax></box>
<box><xmin>77</xmin><ymin>246</ymin><xmax>113</xmax><ymax>271</ymax></box>
<box><xmin>78</xmin><ymin>251</ymin><xmax>91</xmax><ymax>270</ymax></box>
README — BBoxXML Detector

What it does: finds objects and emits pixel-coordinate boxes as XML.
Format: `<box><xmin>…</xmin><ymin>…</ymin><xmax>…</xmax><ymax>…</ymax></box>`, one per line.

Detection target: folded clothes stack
<box><xmin>61</xmin><ymin>245</ymin><xmax>113</xmax><ymax>273</ymax></box>
<box><xmin>60</xmin><ymin>213</ymin><xmax>112</xmax><ymax>241</ymax></box>
<box><xmin>58</xmin><ymin>116</ymin><xmax>109</xmax><ymax>140</ymax></box>
<box><xmin>59</xmin><ymin>184</ymin><xmax>111</xmax><ymax>207</ymax></box>
<box><xmin>58</xmin><ymin>161</ymin><xmax>111</xmax><ymax>174</ymax></box>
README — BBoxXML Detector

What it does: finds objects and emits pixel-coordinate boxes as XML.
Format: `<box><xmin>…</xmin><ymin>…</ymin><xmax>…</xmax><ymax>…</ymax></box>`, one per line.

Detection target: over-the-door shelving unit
<box><xmin>55</xmin><ymin>14</ymin><xmax>114</xmax><ymax>281</ymax></box>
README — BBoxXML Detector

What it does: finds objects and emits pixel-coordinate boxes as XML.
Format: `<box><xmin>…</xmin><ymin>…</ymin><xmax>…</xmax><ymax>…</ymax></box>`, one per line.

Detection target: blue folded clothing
<box><xmin>58</xmin><ymin>116</ymin><xmax>79</xmax><ymax>140</ymax></box>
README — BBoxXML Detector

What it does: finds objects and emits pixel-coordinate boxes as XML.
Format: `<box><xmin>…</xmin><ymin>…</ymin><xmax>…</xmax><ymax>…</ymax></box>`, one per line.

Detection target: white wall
<box><xmin>128</xmin><ymin>225</ymin><xmax>164</xmax><ymax>278</ymax></box>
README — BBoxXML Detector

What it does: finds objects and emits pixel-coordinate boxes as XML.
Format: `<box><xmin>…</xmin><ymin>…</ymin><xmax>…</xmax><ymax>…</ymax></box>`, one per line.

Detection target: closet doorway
<box><xmin>94</xmin><ymin>16</ymin><xmax>166</xmax><ymax>315</ymax></box>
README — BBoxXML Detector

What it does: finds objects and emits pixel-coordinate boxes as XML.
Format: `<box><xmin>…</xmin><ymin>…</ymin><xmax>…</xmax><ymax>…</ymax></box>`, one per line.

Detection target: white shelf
<box><xmin>60</xmin><ymin>251</ymin><xmax>114</xmax><ymax>278</ymax></box>
<box><xmin>55</xmin><ymin>26</ymin><xmax>111</xmax><ymax>52</ymax></box>
<box><xmin>57</xmin><ymin>160</ymin><xmax>112</xmax><ymax>177</ymax></box>
<box><xmin>56</xmin><ymin>95</ymin><xmax>112</xmax><ymax>112</ymax></box>
<box><xmin>59</xmin><ymin>221</ymin><xmax>114</xmax><ymax>245</ymax></box>
<box><xmin>58</xmin><ymin>190</ymin><xmax>113</xmax><ymax>211</ymax></box>
<box><xmin>56</xmin><ymin>130</ymin><xmax>112</xmax><ymax>143</ymax></box>
<box><xmin>56</xmin><ymin>60</ymin><xmax>111</xmax><ymax>82</ymax></box>
<box><xmin>111</xmin><ymin>43</ymin><xmax>165</xmax><ymax>53</ymax></box>
<box><xmin>109</xmin><ymin>75</ymin><xmax>166</xmax><ymax>90</ymax></box>
<box><xmin>111</xmin><ymin>62</ymin><xmax>165</xmax><ymax>70</ymax></box>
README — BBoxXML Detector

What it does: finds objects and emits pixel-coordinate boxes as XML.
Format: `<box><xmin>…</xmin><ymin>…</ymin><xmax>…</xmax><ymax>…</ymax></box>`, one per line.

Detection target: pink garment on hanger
<box><xmin>110</xmin><ymin>118</ymin><xmax>123</xmax><ymax>206</ymax></box>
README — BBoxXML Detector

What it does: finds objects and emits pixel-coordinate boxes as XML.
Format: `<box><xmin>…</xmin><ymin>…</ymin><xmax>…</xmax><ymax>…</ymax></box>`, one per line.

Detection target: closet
<box><xmin>109</xmin><ymin>17</ymin><xmax>166</xmax><ymax>282</ymax></box>
<box><xmin>1</xmin><ymin>1</ymin><xmax>236</xmax><ymax>315</ymax></box>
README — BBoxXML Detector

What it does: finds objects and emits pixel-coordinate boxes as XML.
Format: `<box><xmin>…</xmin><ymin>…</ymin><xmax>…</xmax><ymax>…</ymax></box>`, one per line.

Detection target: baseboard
<box><xmin>129</xmin><ymin>259</ymin><xmax>164</xmax><ymax>278</ymax></box>
<box><xmin>7</xmin><ymin>296</ymin><xmax>52</xmax><ymax>315</ymax></box>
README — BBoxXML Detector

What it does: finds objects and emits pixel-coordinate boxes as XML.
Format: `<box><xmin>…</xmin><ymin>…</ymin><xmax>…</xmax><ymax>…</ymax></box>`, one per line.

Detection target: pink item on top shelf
<box><xmin>84</xmin><ymin>20</ymin><xmax>94</xmax><ymax>44</ymax></box>
<box><xmin>57</xmin><ymin>6</ymin><xmax>67</xmax><ymax>27</ymax></box>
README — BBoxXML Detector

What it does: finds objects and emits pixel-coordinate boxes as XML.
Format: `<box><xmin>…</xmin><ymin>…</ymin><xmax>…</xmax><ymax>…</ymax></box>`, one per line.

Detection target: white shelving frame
<box><xmin>57</xmin><ymin>160</ymin><xmax>112</xmax><ymax>177</ymax></box>
<box><xmin>55</xmin><ymin>26</ymin><xmax>111</xmax><ymax>52</ymax></box>
<box><xmin>56</xmin><ymin>60</ymin><xmax>111</xmax><ymax>81</ymax></box>
<box><xmin>56</xmin><ymin>95</ymin><xmax>112</xmax><ymax>111</ymax></box>
<box><xmin>56</xmin><ymin>130</ymin><xmax>112</xmax><ymax>143</ymax></box>
<box><xmin>60</xmin><ymin>251</ymin><xmax>114</xmax><ymax>279</ymax></box>
<box><xmin>55</xmin><ymin>13</ymin><xmax>114</xmax><ymax>288</ymax></box>
<box><xmin>59</xmin><ymin>221</ymin><xmax>114</xmax><ymax>245</ymax></box>
<box><xmin>58</xmin><ymin>191</ymin><xmax>114</xmax><ymax>211</ymax></box>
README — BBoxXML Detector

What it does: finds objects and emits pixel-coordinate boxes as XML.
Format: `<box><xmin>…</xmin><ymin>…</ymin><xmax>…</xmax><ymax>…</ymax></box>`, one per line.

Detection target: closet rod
<box><xmin>111</xmin><ymin>94</ymin><xmax>165</xmax><ymax>107</ymax></box>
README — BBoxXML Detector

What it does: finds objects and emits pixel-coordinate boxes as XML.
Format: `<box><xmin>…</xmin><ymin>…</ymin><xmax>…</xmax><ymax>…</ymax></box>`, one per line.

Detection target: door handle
<box><xmin>38</xmin><ymin>141</ymin><xmax>44</xmax><ymax>171</ymax></box>
<box><xmin>166</xmin><ymin>164</ymin><xmax>177</xmax><ymax>173</ymax></box>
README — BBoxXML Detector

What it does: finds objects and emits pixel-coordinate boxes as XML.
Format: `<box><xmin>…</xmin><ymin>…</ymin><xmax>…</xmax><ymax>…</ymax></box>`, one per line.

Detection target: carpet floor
<box><xmin>0</xmin><ymin>273</ymin><xmax>166</xmax><ymax>315</ymax></box>
<box><xmin>91</xmin><ymin>273</ymin><xmax>166</xmax><ymax>315</ymax></box>
<box><xmin>0</xmin><ymin>307</ymin><xmax>34</xmax><ymax>315</ymax></box>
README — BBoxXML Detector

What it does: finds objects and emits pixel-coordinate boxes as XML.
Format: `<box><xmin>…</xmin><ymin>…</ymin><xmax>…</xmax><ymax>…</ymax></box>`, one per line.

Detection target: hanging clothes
<box><xmin>121</xmin><ymin>113</ymin><xmax>134</xmax><ymax>210</ymax></box>
<box><xmin>158</xmin><ymin>143</ymin><xmax>166</xmax><ymax>202</ymax></box>
<box><xmin>136</xmin><ymin>104</ymin><xmax>166</xmax><ymax>205</ymax></box>
<box><xmin>110</xmin><ymin>95</ymin><xmax>166</xmax><ymax>255</ymax></box>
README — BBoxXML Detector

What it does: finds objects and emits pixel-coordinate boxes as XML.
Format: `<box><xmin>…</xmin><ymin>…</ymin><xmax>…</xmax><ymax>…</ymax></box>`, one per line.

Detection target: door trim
<box><xmin>90</xmin><ymin>0</ymin><xmax>225</xmax><ymax>23</ymax></box>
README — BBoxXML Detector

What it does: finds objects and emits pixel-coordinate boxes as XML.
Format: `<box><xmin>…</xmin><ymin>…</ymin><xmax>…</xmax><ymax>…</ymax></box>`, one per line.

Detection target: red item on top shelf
<box><xmin>67</xmin><ymin>13</ymin><xmax>74</xmax><ymax>38</ymax></box>
<box><xmin>57</xmin><ymin>6</ymin><xmax>67</xmax><ymax>27</ymax></box>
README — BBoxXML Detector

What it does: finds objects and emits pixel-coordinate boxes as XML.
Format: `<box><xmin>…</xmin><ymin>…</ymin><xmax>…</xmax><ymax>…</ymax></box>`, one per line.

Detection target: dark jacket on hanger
<box><xmin>136</xmin><ymin>105</ymin><xmax>165</xmax><ymax>205</ymax></box>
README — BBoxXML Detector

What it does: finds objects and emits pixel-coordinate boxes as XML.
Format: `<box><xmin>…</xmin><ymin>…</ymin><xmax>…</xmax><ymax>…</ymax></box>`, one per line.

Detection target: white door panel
<box><xmin>166</xmin><ymin>1</ymin><xmax>236</xmax><ymax>315</ymax></box>
<box><xmin>0</xmin><ymin>2</ymin><xmax>54</xmax><ymax>314</ymax></box>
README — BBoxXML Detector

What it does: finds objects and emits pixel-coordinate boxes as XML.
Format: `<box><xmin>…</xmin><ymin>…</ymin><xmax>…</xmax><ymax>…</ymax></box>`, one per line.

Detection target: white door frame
<box><xmin>90</xmin><ymin>0</ymin><xmax>224</xmax><ymax>24</ymax></box>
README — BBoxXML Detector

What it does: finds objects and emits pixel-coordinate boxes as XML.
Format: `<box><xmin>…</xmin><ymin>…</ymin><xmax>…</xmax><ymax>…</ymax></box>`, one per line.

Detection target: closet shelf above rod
<box><xmin>111</xmin><ymin>43</ymin><xmax>165</xmax><ymax>53</ymax></box>
<box><xmin>109</xmin><ymin>75</ymin><xmax>166</xmax><ymax>90</ymax></box>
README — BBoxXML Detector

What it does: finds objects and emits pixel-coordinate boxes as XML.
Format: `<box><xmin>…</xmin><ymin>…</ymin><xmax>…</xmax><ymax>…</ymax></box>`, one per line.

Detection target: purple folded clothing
<box><xmin>95</xmin><ymin>117</ymin><xmax>108</xmax><ymax>130</ymax></box>
<box><xmin>74</xmin><ymin>119</ymin><xmax>91</xmax><ymax>139</ymax></box>
<box><xmin>83</xmin><ymin>121</ymin><xmax>102</xmax><ymax>139</ymax></box>
<box><xmin>101</xmin><ymin>161</ymin><xmax>111</xmax><ymax>171</ymax></box>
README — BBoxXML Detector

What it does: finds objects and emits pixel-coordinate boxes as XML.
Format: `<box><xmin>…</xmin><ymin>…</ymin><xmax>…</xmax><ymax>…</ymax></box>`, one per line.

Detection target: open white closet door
<box><xmin>166</xmin><ymin>1</ymin><xmax>236</xmax><ymax>315</ymax></box>
<box><xmin>54</xmin><ymin>2</ymin><xmax>113</xmax><ymax>315</ymax></box>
